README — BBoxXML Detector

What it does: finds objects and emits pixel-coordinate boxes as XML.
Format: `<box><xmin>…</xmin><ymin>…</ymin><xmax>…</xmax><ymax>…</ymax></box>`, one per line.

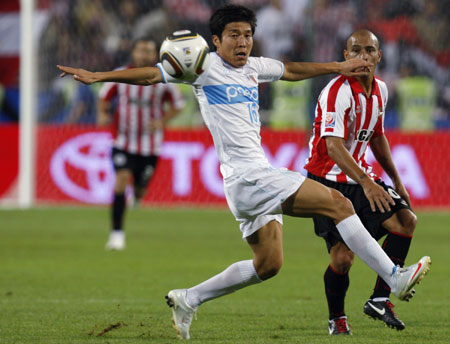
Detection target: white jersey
<box><xmin>157</xmin><ymin>52</ymin><xmax>284</xmax><ymax>178</ymax></box>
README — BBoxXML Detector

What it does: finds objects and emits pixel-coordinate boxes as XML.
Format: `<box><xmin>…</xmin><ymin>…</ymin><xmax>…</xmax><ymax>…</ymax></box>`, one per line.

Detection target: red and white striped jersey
<box><xmin>305</xmin><ymin>75</ymin><xmax>388</xmax><ymax>184</ymax></box>
<box><xmin>99</xmin><ymin>65</ymin><xmax>185</xmax><ymax>156</ymax></box>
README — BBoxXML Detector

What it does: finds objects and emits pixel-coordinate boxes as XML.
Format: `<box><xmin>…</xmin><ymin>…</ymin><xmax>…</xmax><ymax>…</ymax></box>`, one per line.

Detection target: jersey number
<box><xmin>248</xmin><ymin>102</ymin><xmax>259</xmax><ymax>124</ymax></box>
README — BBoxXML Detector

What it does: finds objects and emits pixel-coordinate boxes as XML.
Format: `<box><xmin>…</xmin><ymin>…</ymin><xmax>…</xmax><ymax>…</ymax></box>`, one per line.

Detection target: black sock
<box><xmin>112</xmin><ymin>193</ymin><xmax>126</xmax><ymax>231</ymax></box>
<box><xmin>371</xmin><ymin>232</ymin><xmax>412</xmax><ymax>299</ymax></box>
<box><xmin>324</xmin><ymin>265</ymin><xmax>349</xmax><ymax>319</ymax></box>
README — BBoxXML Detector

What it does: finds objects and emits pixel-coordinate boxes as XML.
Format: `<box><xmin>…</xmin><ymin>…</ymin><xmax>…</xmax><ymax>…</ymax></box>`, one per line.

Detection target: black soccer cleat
<box><xmin>364</xmin><ymin>299</ymin><xmax>406</xmax><ymax>330</ymax></box>
<box><xmin>328</xmin><ymin>316</ymin><xmax>352</xmax><ymax>335</ymax></box>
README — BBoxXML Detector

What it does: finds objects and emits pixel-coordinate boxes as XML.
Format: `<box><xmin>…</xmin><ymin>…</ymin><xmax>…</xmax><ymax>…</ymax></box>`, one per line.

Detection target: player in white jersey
<box><xmin>305</xmin><ymin>30</ymin><xmax>419</xmax><ymax>334</ymax></box>
<box><xmin>57</xmin><ymin>5</ymin><xmax>430</xmax><ymax>340</ymax></box>
<box><xmin>99</xmin><ymin>38</ymin><xmax>184</xmax><ymax>250</ymax></box>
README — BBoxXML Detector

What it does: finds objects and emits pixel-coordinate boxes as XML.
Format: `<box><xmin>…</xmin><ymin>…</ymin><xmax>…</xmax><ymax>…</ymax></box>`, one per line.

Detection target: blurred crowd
<box><xmin>1</xmin><ymin>0</ymin><xmax>449</xmax><ymax>130</ymax></box>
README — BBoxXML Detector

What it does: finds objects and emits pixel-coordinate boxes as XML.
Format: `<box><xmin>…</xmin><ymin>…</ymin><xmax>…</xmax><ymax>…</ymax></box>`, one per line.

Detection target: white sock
<box><xmin>186</xmin><ymin>260</ymin><xmax>262</xmax><ymax>307</ymax></box>
<box><xmin>336</xmin><ymin>214</ymin><xmax>395</xmax><ymax>287</ymax></box>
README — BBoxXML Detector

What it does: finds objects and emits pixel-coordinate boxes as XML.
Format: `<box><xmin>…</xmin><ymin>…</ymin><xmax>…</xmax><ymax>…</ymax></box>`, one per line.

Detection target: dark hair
<box><xmin>209</xmin><ymin>4</ymin><xmax>257</xmax><ymax>40</ymax></box>
<box><xmin>131</xmin><ymin>37</ymin><xmax>158</xmax><ymax>51</ymax></box>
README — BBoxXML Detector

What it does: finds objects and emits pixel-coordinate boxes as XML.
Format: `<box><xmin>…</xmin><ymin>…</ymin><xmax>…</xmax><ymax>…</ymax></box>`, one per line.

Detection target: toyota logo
<box><xmin>50</xmin><ymin>132</ymin><xmax>115</xmax><ymax>204</ymax></box>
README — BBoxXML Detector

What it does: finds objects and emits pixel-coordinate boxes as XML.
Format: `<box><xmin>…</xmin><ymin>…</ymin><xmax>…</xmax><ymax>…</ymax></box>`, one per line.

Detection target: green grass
<box><xmin>0</xmin><ymin>207</ymin><xmax>449</xmax><ymax>343</ymax></box>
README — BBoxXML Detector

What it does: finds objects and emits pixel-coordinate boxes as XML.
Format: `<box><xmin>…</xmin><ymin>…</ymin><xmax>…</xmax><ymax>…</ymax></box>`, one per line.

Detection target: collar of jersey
<box><xmin>214</xmin><ymin>52</ymin><xmax>245</xmax><ymax>72</ymax></box>
<box><xmin>347</xmin><ymin>75</ymin><xmax>381</xmax><ymax>98</ymax></box>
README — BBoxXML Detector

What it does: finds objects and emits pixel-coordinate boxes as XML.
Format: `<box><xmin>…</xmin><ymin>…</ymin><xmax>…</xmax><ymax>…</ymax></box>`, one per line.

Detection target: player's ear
<box><xmin>377</xmin><ymin>49</ymin><xmax>382</xmax><ymax>63</ymax></box>
<box><xmin>212</xmin><ymin>35</ymin><xmax>220</xmax><ymax>49</ymax></box>
<box><xmin>343</xmin><ymin>49</ymin><xmax>349</xmax><ymax>61</ymax></box>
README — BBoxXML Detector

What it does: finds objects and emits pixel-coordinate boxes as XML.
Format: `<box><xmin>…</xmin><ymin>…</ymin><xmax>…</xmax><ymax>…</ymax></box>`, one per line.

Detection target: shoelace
<box><xmin>385</xmin><ymin>301</ymin><xmax>397</xmax><ymax>316</ymax></box>
<box><xmin>334</xmin><ymin>318</ymin><xmax>349</xmax><ymax>333</ymax></box>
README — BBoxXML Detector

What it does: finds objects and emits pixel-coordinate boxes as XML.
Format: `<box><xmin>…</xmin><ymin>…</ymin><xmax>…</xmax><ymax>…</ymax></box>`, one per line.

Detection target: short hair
<box><xmin>131</xmin><ymin>37</ymin><xmax>158</xmax><ymax>52</ymax></box>
<box><xmin>209</xmin><ymin>4</ymin><xmax>257</xmax><ymax>39</ymax></box>
<box><xmin>346</xmin><ymin>29</ymin><xmax>379</xmax><ymax>49</ymax></box>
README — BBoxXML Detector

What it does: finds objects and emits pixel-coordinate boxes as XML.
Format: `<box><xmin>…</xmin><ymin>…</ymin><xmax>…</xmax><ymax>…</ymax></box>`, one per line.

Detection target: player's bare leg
<box><xmin>166</xmin><ymin>220</ymin><xmax>282</xmax><ymax>339</ymax></box>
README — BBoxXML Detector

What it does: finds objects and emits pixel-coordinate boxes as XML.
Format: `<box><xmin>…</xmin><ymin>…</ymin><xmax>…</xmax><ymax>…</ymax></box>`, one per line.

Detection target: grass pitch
<box><xmin>0</xmin><ymin>207</ymin><xmax>449</xmax><ymax>343</ymax></box>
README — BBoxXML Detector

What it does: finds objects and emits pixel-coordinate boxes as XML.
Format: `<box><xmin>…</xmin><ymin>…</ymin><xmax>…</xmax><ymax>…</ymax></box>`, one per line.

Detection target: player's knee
<box><xmin>330</xmin><ymin>191</ymin><xmax>355</xmax><ymax>222</ymax></box>
<box><xmin>331</xmin><ymin>244</ymin><xmax>354</xmax><ymax>274</ymax></box>
<box><xmin>255</xmin><ymin>257</ymin><xmax>283</xmax><ymax>281</ymax></box>
<box><xmin>399</xmin><ymin>212</ymin><xmax>417</xmax><ymax>236</ymax></box>
<box><xmin>333</xmin><ymin>253</ymin><xmax>354</xmax><ymax>274</ymax></box>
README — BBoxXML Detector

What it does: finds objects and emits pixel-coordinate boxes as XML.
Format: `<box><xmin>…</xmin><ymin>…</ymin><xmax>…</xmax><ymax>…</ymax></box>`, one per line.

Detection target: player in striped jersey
<box><xmin>57</xmin><ymin>6</ymin><xmax>430</xmax><ymax>340</ymax></box>
<box><xmin>99</xmin><ymin>38</ymin><xmax>184</xmax><ymax>250</ymax></box>
<box><xmin>305</xmin><ymin>30</ymin><xmax>417</xmax><ymax>333</ymax></box>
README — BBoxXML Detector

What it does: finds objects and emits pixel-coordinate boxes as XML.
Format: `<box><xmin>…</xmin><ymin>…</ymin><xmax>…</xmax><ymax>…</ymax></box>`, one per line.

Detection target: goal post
<box><xmin>18</xmin><ymin>0</ymin><xmax>37</xmax><ymax>208</ymax></box>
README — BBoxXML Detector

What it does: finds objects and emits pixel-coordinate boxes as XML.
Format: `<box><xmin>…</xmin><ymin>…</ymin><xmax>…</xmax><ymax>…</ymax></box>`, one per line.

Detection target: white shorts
<box><xmin>223</xmin><ymin>165</ymin><xmax>305</xmax><ymax>238</ymax></box>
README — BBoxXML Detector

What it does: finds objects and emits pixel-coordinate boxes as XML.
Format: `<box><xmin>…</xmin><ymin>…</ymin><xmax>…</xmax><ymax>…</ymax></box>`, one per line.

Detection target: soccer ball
<box><xmin>159</xmin><ymin>30</ymin><xmax>210</xmax><ymax>81</ymax></box>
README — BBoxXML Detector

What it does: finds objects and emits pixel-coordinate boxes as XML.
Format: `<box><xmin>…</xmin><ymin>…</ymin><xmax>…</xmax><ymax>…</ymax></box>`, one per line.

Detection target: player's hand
<box><xmin>393</xmin><ymin>182</ymin><xmax>411</xmax><ymax>207</ymax></box>
<box><xmin>363</xmin><ymin>180</ymin><xmax>395</xmax><ymax>213</ymax></box>
<box><xmin>338</xmin><ymin>59</ymin><xmax>373</xmax><ymax>77</ymax></box>
<box><xmin>149</xmin><ymin>119</ymin><xmax>164</xmax><ymax>133</ymax></box>
<box><xmin>57</xmin><ymin>65</ymin><xmax>97</xmax><ymax>84</ymax></box>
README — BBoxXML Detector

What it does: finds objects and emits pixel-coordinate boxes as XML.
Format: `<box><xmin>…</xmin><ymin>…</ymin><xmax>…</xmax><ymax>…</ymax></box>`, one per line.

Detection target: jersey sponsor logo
<box><xmin>203</xmin><ymin>84</ymin><xmax>259</xmax><ymax>105</ymax></box>
<box><xmin>357</xmin><ymin>129</ymin><xmax>374</xmax><ymax>142</ymax></box>
<box><xmin>325</xmin><ymin>112</ymin><xmax>335</xmax><ymax>128</ymax></box>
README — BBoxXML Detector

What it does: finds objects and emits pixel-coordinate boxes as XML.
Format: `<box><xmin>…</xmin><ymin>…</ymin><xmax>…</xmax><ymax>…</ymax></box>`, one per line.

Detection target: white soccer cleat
<box><xmin>105</xmin><ymin>231</ymin><xmax>125</xmax><ymax>251</ymax></box>
<box><xmin>391</xmin><ymin>256</ymin><xmax>431</xmax><ymax>301</ymax></box>
<box><xmin>166</xmin><ymin>289</ymin><xmax>197</xmax><ymax>340</ymax></box>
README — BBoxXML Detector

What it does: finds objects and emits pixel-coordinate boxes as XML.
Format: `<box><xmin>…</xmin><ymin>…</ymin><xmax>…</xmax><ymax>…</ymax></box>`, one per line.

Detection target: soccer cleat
<box><xmin>364</xmin><ymin>299</ymin><xmax>405</xmax><ymax>330</ymax></box>
<box><xmin>328</xmin><ymin>316</ymin><xmax>352</xmax><ymax>335</ymax></box>
<box><xmin>166</xmin><ymin>289</ymin><xmax>197</xmax><ymax>340</ymax></box>
<box><xmin>390</xmin><ymin>256</ymin><xmax>431</xmax><ymax>301</ymax></box>
<box><xmin>105</xmin><ymin>230</ymin><xmax>125</xmax><ymax>251</ymax></box>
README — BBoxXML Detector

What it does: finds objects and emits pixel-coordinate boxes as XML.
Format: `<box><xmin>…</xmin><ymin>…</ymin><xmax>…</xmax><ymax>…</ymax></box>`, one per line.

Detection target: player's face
<box><xmin>213</xmin><ymin>22</ymin><xmax>253</xmax><ymax>68</ymax></box>
<box><xmin>344</xmin><ymin>33</ymin><xmax>381</xmax><ymax>77</ymax></box>
<box><xmin>132</xmin><ymin>41</ymin><xmax>158</xmax><ymax>68</ymax></box>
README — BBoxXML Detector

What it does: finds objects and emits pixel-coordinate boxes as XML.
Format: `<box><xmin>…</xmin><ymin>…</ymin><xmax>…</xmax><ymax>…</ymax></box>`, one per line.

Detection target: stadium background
<box><xmin>0</xmin><ymin>0</ymin><xmax>449</xmax><ymax>209</ymax></box>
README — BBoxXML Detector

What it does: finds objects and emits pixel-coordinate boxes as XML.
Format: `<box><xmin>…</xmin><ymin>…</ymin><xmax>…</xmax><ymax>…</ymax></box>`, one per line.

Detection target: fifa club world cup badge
<box><xmin>325</xmin><ymin>112</ymin><xmax>335</xmax><ymax>128</ymax></box>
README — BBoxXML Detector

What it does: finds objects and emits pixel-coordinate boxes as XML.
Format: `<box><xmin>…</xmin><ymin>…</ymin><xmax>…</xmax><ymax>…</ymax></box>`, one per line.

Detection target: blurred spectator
<box><xmin>412</xmin><ymin>0</ymin><xmax>450</xmax><ymax>69</ymax></box>
<box><xmin>34</xmin><ymin>0</ymin><xmax>449</xmax><ymax>130</ymax></box>
<box><xmin>104</xmin><ymin>0</ymin><xmax>142</xmax><ymax>66</ymax></box>
<box><xmin>395</xmin><ymin>62</ymin><xmax>437</xmax><ymax>131</ymax></box>
<box><xmin>65</xmin><ymin>83</ymin><xmax>102</xmax><ymax>124</ymax></box>
<box><xmin>163</xmin><ymin>0</ymin><xmax>214</xmax><ymax>42</ymax></box>
<box><xmin>133</xmin><ymin>1</ymin><xmax>174</xmax><ymax>45</ymax></box>
<box><xmin>254</xmin><ymin>0</ymin><xmax>293</xmax><ymax>61</ymax></box>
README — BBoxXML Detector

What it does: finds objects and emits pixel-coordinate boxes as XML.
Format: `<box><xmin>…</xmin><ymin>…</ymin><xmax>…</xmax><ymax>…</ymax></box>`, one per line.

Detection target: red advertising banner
<box><xmin>1</xmin><ymin>125</ymin><xmax>449</xmax><ymax>209</ymax></box>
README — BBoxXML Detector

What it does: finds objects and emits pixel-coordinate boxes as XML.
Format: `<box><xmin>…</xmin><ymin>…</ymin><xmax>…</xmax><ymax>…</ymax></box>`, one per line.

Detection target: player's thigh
<box><xmin>114</xmin><ymin>169</ymin><xmax>132</xmax><ymax>192</ymax></box>
<box><xmin>382</xmin><ymin>208</ymin><xmax>417</xmax><ymax>236</ymax></box>
<box><xmin>247</xmin><ymin>220</ymin><xmax>283</xmax><ymax>280</ymax></box>
<box><xmin>282</xmin><ymin>178</ymin><xmax>354</xmax><ymax>222</ymax></box>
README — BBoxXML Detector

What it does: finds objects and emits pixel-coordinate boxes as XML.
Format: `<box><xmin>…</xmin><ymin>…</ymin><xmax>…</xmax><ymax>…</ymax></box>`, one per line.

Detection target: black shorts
<box><xmin>307</xmin><ymin>173</ymin><xmax>412</xmax><ymax>252</ymax></box>
<box><xmin>112</xmin><ymin>148</ymin><xmax>159</xmax><ymax>188</ymax></box>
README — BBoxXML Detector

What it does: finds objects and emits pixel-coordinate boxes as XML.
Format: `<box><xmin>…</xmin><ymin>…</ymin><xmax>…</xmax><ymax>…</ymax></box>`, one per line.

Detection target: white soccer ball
<box><xmin>160</xmin><ymin>30</ymin><xmax>210</xmax><ymax>82</ymax></box>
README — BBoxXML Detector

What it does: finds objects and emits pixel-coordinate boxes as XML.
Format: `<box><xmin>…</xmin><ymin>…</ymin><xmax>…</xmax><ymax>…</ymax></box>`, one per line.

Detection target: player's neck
<box><xmin>356</xmin><ymin>75</ymin><xmax>374</xmax><ymax>97</ymax></box>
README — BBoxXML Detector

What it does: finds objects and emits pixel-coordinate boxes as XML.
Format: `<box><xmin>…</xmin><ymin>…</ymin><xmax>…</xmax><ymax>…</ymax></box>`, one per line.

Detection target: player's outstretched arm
<box><xmin>281</xmin><ymin>59</ymin><xmax>372</xmax><ymax>81</ymax></box>
<box><xmin>57</xmin><ymin>65</ymin><xmax>163</xmax><ymax>85</ymax></box>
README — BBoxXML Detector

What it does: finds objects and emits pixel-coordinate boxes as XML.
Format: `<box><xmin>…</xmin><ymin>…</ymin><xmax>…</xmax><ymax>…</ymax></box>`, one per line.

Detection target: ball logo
<box><xmin>50</xmin><ymin>132</ymin><xmax>115</xmax><ymax>204</ymax></box>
